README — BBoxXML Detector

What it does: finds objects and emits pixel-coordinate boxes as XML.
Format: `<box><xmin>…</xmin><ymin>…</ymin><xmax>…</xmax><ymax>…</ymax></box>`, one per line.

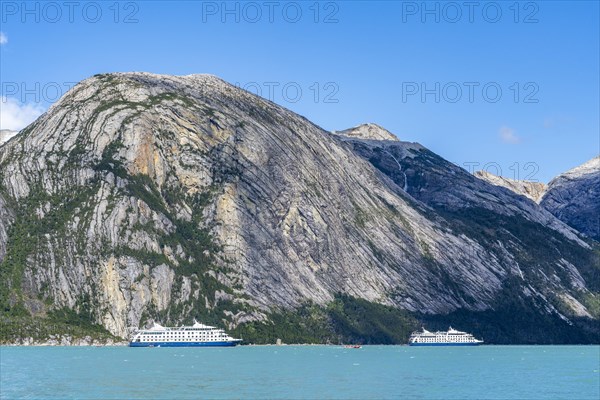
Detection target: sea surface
<box><xmin>0</xmin><ymin>345</ymin><xmax>598</xmax><ymax>399</ymax></box>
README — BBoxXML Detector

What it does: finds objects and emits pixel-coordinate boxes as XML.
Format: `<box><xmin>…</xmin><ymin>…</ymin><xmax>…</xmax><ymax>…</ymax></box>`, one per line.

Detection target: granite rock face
<box><xmin>0</xmin><ymin>193</ymin><xmax>13</xmax><ymax>263</ymax></box>
<box><xmin>474</xmin><ymin>170</ymin><xmax>547</xmax><ymax>202</ymax></box>
<box><xmin>540</xmin><ymin>157</ymin><xmax>600</xmax><ymax>241</ymax></box>
<box><xmin>0</xmin><ymin>73</ymin><xmax>598</xmax><ymax>341</ymax></box>
<box><xmin>333</xmin><ymin>124</ymin><xmax>399</xmax><ymax>141</ymax></box>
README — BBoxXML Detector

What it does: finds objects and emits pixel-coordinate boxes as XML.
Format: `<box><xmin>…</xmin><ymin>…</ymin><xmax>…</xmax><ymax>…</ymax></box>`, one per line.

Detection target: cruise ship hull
<box><xmin>409</xmin><ymin>342</ymin><xmax>481</xmax><ymax>346</ymax></box>
<box><xmin>129</xmin><ymin>341</ymin><xmax>240</xmax><ymax>347</ymax></box>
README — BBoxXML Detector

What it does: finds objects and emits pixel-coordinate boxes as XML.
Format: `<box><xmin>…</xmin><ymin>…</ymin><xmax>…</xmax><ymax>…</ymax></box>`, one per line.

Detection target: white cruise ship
<box><xmin>129</xmin><ymin>320</ymin><xmax>242</xmax><ymax>347</ymax></box>
<box><xmin>408</xmin><ymin>327</ymin><xmax>483</xmax><ymax>346</ymax></box>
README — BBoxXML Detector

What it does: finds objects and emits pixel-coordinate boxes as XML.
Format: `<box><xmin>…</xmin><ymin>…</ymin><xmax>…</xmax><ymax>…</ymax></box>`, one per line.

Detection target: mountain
<box><xmin>0</xmin><ymin>130</ymin><xmax>19</xmax><ymax>146</ymax></box>
<box><xmin>473</xmin><ymin>160</ymin><xmax>599</xmax><ymax>241</ymax></box>
<box><xmin>474</xmin><ymin>171</ymin><xmax>547</xmax><ymax>202</ymax></box>
<box><xmin>540</xmin><ymin>157</ymin><xmax>600</xmax><ymax>241</ymax></box>
<box><xmin>333</xmin><ymin>124</ymin><xmax>398</xmax><ymax>141</ymax></box>
<box><xmin>0</xmin><ymin>73</ymin><xmax>598</xmax><ymax>344</ymax></box>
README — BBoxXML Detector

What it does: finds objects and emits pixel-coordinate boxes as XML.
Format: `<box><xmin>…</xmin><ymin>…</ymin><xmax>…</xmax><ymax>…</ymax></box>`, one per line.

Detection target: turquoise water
<box><xmin>1</xmin><ymin>345</ymin><xmax>598</xmax><ymax>399</ymax></box>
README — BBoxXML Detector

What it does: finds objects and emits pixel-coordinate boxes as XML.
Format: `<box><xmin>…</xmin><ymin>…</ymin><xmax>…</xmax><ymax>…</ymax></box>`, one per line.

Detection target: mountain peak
<box><xmin>557</xmin><ymin>156</ymin><xmax>600</xmax><ymax>180</ymax></box>
<box><xmin>63</xmin><ymin>72</ymin><xmax>232</xmax><ymax>104</ymax></box>
<box><xmin>90</xmin><ymin>71</ymin><xmax>223</xmax><ymax>83</ymax></box>
<box><xmin>333</xmin><ymin>123</ymin><xmax>399</xmax><ymax>141</ymax></box>
<box><xmin>539</xmin><ymin>155</ymin><xmax>600</xmax><ymax>240</ymax></box>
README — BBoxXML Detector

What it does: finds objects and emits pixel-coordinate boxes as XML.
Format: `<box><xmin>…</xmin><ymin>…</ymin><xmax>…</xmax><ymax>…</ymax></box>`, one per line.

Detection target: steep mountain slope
<box><xmin>474</xmin><ymin>170</ymin><xmax>547</xmax><ymax>202</ymax></box>
<box><xmin>0</xmin><ymin>74</ymin><xmax>598</xmax><ymax>344</ymax></box>
<box><xmin>540</xmin><ymin>157</ymin><xmax>600</xmax><ymax>241</ymax></box>
<box><xmin>333</xmin><ymin>127</ymin><xmax>599</xmax><ymax>342</ymax></box>
<box><xmin>333</xmin><ymin>126</ymin><xmax>584</xmax><ymax>242</ymax></box>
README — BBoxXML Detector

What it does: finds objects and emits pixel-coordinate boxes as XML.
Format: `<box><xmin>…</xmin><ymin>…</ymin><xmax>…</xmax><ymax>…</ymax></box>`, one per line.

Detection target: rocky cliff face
<box><xmin>0</xmin><ymin>193</ymin><xmax>13</xmax><ymax>263</ymax></box>
<box><xmin>0</xmin><ymin>73</ymin><xmax>598</xmax><ymax>343</ymax></box>
<box><xmin>474</xmin><ymin>171</ymin><xmax>547</xmax><ymax>202</ymax></box>
<box><xmin>540</xmin><ymin>157</ymin><xmax>600</xmax><ymax>241</ymax></box>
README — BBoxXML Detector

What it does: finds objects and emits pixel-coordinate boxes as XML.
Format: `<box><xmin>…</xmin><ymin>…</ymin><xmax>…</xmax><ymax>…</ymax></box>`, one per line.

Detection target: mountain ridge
<box><xmin>540</xmin><ymin>156</ymin><xmax>600</xmax><ymax>241</ymax></box>
<box><xmin>332</xmin><ymin>123</ymin><xmax>399</xmax><ymax>142</ymax></box>
<box><xmin>474</xmin><ymin>170</ymin><xmax>547</xmax><ymax>202</ymax></box>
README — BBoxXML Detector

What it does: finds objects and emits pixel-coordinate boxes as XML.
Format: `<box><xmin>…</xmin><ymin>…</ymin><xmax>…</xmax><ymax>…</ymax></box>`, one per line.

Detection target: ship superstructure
<box><xmin>130</xmin><ymin>320</ymin><xmax>241</xmax><ymax>347</ymax></box>
<box><xmin>409</xmin><ymin>327</ymin><xmax>483</xmax><ymax>346</ymax></box>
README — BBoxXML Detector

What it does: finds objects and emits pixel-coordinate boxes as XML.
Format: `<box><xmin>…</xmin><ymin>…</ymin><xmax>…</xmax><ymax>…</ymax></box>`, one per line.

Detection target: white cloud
<box><xmin>0</xmin><ymin>32</ymin><xmax>7</xmax><ymax>45</ymax></box>
<box><xmin>0</xmin><ymin>97</ymin><xmax>46</xmax><ymax>131</ymax></box>
<box><xmin>0</xmin><ymin>129</ymin><xmax>19</xmax><ymax>145</ymax></box>
<box><xmin>499</xmin><ymin>126</ymin><xmax>521</xmax><ymax>144</ymax></box>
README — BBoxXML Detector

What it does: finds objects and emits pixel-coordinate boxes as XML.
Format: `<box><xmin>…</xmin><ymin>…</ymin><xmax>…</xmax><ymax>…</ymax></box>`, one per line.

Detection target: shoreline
<box><xmin>0</xmin><ymin>337</ymin><xmax>129</xmax><ymax>347</ymax></box>
<box><xmin>2</xmin><ymin>342</ymin><xmax>599</xmax><ymax>347</ymax></box>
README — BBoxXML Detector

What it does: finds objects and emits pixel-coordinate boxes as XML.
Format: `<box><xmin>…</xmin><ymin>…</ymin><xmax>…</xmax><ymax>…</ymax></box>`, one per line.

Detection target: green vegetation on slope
<box><xmin>0</xmin><ymin>314</ymin><xmax>116</xmax><ymax>344</ymax></box>
<box><xmin>232</xmin><ymin>291</ymin><xmax>599</xmax><ymax>345</ymax></box>
<box><xmin>232</xmin><ymin>294</ymin><xmax>419</xmax><ymax>345</ymax></box>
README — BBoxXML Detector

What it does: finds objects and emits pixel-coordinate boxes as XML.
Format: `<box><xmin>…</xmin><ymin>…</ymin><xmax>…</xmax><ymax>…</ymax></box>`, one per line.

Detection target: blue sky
<box><xmin>1</xmin><ymin>0</ymin><xmax>598</xmax><ymax>182</ymax></box>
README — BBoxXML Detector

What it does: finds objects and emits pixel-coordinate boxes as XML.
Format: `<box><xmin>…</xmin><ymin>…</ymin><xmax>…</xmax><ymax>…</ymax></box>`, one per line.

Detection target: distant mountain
<box><xmin>333</xmin><ymin>123</ymin><xmax>398</xmax><ymax>141</ymax></box>
<box><xmin>540</xmin><ymin>157</ymin><xmax>600</xmax><ymax>241</ymax></box>
<box><xmin>0</xmin><ymin>73</ymin><xmax>598</xmax><ymax>345</ymax></box>
<box><xmin>0</xmin><ymin>130</ymin><xmax>19</xmax><ymax>145</ymax></box>
<box><xmin>474</xmin><ymin>171</ymin><xmax>547</xmax><ymax>202</ymax></box>
<box><xmin>473</xmin><ymin>160</ymin><xmax>599</xmax><ymax>241</ymax></box>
